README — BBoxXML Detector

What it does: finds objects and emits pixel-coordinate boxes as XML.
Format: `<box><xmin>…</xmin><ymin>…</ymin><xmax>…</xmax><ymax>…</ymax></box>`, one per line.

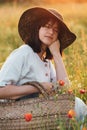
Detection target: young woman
<box><xmin>0</xmin><ymin>7</ymin><xmax>86</xmax><ymax>122</ymax></box>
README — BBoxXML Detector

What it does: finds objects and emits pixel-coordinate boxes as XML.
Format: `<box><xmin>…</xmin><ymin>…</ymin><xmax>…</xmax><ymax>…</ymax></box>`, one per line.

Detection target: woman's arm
<box><xmin>0</xmin><ymin>82</ymin><xmax>53</xmax><ymax>99</ymax></box>
<box><xmin>0</xmin><ymin>84</ymin><xmax>38</xmax><ymax>99</ymax></box>
<box><xmin>49</xmin><ymin>40</ymin><xmax>69</xmax><ymax>83</ymax></box>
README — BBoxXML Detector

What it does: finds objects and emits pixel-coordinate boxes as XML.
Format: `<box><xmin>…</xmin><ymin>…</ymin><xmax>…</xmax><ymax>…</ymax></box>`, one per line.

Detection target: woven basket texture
<box><xmin>0</xmin><ymin>94</ymin><xmax>75</xmax><ymax>130</ymax></box>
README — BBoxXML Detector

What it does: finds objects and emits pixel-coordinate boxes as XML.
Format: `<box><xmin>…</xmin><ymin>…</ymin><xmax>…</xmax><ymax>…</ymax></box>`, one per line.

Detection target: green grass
<box><xmin>0</xmin><ymin>3</ymin><xmax>87</xmax><ymax>103</ymax></box>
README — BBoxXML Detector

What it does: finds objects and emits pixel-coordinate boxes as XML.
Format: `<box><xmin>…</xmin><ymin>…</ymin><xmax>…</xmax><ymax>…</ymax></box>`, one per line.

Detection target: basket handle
<box><xmin>23</xmin><ymin>81</ymin><xmax>49</xmax><ymax>99</ymax></box>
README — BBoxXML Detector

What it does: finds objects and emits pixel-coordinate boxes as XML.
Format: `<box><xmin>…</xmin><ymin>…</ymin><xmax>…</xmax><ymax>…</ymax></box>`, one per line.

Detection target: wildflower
<box><xmin>68</xmin><ymin>89</ymin><xmax>73</xmax><ymax>94</ymax></box>
<box><xmin>82</xmin><ymin>127</ymin><xmax>87</xmax><ymax>130</ymax></box>
<box><xmin>24</xmin><ymin>113</ymin><xmax>32</xmax><ymax>122</ymax></box>
<box><xmin>59</xmin><ymin>80</ymin><xmax>65</xmax><ymax>86</ymax></box>
<box><xmin>80</xmin><ymin>89</ymin><xmax>86</xmax><ymax>94</ymax></box>
<box><xmin>57</xmin><ymin>126</ymin><xmax>60</xmax><ymax>130</ymax></box>
<box><xmin>67</xmin><ymin>109</ymin><xmax>76</xmax><ymax>118</ymax></box>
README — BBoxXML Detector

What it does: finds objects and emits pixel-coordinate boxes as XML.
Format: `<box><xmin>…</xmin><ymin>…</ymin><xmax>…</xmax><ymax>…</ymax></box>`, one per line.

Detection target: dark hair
<box><xmin>26</xmin><ymin>15</ymin><xmax>61</xmax><ymax>59</ymax></box>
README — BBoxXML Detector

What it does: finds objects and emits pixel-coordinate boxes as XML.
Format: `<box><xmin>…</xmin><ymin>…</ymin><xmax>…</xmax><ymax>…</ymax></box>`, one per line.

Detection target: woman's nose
<box><xmin>49</xmin><ymin>28</ymin><xmax>54</xmax><ymax>34</ymax></box>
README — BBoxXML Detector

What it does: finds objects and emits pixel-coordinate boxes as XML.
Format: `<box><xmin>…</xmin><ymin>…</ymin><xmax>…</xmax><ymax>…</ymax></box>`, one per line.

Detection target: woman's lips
<box><xmin>45</xmin><ymin>36</ymin><xmax>53</xmax><ymax>40</ymax></box>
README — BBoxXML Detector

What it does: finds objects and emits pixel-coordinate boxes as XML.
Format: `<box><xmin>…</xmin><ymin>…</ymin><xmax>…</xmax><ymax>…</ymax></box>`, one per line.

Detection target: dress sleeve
<box><xmin>0</xmin><ymin>50</ymin><xmax>24</xmax><ymax>87</ymax></box>
<box><xmin>49</xmin><ymin>61</ymin><xmax>56</xmax><ymax>82</ymax></box>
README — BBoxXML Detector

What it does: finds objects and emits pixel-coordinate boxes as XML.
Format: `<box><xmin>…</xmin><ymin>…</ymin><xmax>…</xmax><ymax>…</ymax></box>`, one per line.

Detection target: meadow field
<box><xmin>0</xmin><ymin>2</ymin><xmax>87</xmax><ymax>103</ymax></box>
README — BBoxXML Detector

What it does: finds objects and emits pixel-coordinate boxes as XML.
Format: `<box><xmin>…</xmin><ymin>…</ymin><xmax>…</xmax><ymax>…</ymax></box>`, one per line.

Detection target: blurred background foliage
<box><xmin>0</xmin><ymin>0</ymin><xmax>87</xmax><ymax>5</ymax></box>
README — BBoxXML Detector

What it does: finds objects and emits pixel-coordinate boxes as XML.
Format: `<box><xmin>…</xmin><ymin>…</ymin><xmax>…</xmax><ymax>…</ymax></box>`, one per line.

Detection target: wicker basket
<box><xmin>0</xmin><ymin>82</ymin><xmax>75</xmax><ymax>130</ymax></box>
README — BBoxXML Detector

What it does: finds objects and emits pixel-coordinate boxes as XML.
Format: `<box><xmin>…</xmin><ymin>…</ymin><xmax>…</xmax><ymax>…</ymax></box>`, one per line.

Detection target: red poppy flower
<box><xmin>24</xmin><ymin>113</ymin><xmax>32</xmax><ymax>122</ymax></box>
<box><xmin>68</xmin><ymin>89</ymin><xmax>73</xmax><ymax>94</ymax></box>
<box><xmin>80</xmin><ymin>89</ymin><xmax>86</xmax><ymax>94</ymax></box>
<box><xmin>82</xmin><ymin>127</ymin><xmax>87</xmax><ymax>130</ymax></box>
<box><xmin>59</xmin><ymin>80</ymin><xmax>65</xmax><ymax>86</ymax></box>
<box><xmin>67</xmin><ymin>109</ymin><xmax>76</xmax><ymax>118</ymax></box>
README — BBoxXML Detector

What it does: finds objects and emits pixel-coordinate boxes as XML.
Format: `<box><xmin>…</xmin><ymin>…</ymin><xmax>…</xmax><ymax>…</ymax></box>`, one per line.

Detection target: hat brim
<box><xmin>18</xmin><ymin>7</ymin><xmax>76</xmax><ymax>50</ymax></box>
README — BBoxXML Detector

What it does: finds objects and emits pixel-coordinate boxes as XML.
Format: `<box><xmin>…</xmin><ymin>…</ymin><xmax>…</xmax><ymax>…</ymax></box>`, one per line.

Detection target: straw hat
<box><xmin>18</xmin><ymin>7</ymin><xmax>76</xmax><ymax>50</ymax></box>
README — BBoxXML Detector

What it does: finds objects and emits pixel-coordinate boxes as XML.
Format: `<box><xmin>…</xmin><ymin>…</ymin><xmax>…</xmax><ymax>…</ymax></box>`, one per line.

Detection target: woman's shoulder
<box><xmin>5</xmin><ymin>44</ymin><xmax>34</xmax><ymax>62</ymax></box>
<box><xmin>11</xmin><ymin>44</ymin><xmax>33</xmax><ymax>56</ymax></box>
<box><xmin>17</xmin><ymin>44</ymin><xmax>33</xmax><ymax>53</ymax></box>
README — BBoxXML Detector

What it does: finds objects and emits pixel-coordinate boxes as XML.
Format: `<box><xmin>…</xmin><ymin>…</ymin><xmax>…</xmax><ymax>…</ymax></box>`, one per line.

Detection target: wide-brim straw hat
<box><xmin>18</xmin><ymin>7</ymin><xmax>76</xmax><ymax>50</ymax></box>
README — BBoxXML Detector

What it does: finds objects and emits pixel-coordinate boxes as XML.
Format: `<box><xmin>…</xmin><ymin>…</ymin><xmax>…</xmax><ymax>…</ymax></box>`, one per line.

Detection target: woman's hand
<box><xmin>49</xmin><ymin>39</ymin><xmax>69</xmax><ymax>83</ymax></box>
<box><xmin>41</xmin><ymin>82</ymin><xmax>53</xmax><ymax>94</ymax></box>
<box><xmin>49</xmin><ymin>39</ymin><xmax>60</xmax><ymax>56</ymax></box>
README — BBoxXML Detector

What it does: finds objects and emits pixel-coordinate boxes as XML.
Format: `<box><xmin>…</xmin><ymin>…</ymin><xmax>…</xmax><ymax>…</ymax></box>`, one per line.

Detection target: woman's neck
<box><xmin>38</xmin><ymin>51</ymin><xmax>46</xmax><ymax>61</ymax></box>
<box><xmin>38</xmin><ymin>44</ymin><xmax>47</xmax><ymax>61</ymax></box>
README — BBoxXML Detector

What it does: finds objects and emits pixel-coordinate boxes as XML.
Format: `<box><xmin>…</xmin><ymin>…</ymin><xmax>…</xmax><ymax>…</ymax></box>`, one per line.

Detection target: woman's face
<box><xmin>39</xmin><ymin>21</ymin><xmax>58</xmax><ymax>46</ymax></box>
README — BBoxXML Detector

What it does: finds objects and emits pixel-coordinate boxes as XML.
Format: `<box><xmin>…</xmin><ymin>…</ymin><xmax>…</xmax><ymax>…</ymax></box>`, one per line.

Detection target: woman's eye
<box><xmin>44</xmin><ymin>24</ymin><xmax>58</xmax><ymax>33</ymax></box>
<box><xmin>53</xmin><ymin>29</ymin><xmax>58</xmax><ymax>32</ymax></box>
<box><xmin>44</xmin><ymin>25</ymin><xmax>51</xmax><ymax>28</ymax></box>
